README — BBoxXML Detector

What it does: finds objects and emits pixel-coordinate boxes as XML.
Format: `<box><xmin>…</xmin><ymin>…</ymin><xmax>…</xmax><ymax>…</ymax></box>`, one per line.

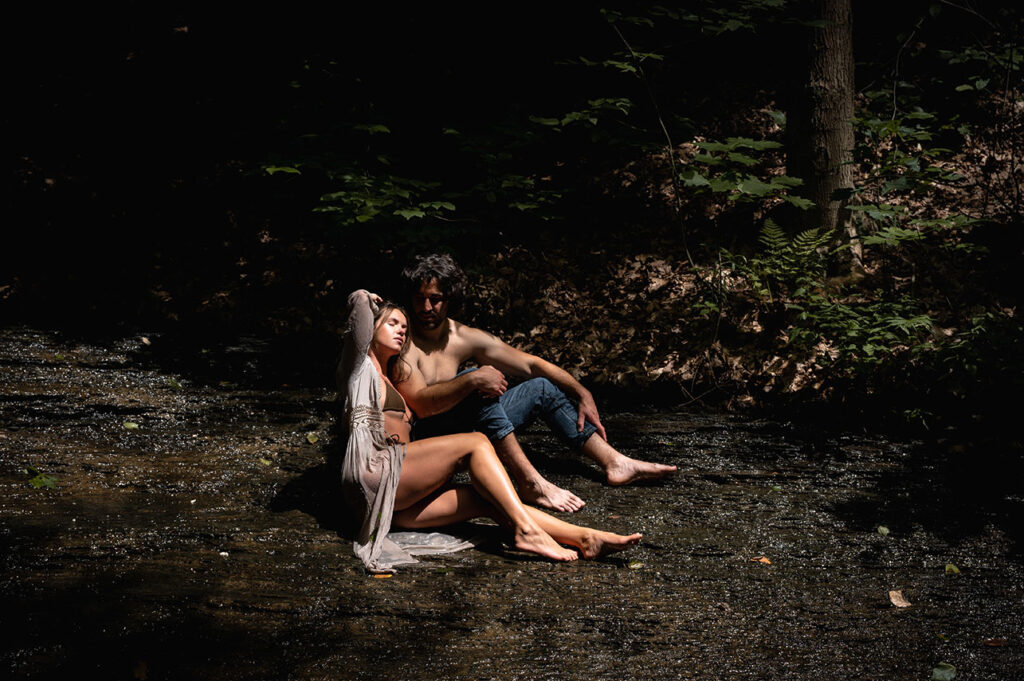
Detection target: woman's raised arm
<box><xmin>335</xmin><ymin>289</ymin><xmax>381</xmax><ymax>390</ymax></box>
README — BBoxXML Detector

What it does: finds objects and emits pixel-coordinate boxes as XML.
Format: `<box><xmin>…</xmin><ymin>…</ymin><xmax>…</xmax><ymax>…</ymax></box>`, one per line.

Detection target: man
<box><xmin>392</xmin><ymin>254</ymin><xmax>676</xmax><ymax>513</ymax></box>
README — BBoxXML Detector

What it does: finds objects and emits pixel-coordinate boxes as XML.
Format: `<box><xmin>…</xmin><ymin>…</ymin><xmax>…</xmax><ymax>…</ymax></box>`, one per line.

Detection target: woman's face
<box><xmin>373</xmin><ymin>308</ymin><xmax>408</xmax><ymax>356</ymax></box>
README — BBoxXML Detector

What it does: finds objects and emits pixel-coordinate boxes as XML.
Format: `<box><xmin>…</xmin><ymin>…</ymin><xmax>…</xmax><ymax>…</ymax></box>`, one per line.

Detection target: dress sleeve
<box><xmin>335</xmin><ymin>289</ymin><xmax>378</xmax><ymax>391</ymax></box>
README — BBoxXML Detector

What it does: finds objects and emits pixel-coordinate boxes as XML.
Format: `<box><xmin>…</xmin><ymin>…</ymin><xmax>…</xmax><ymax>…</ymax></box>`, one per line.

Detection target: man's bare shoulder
<box><xmin>448</xmin><ymin>319</ymin><xmax>501</xmax><ymax>345</ymax></box>
<box><xmin>449</xmin><ymin>321</ymin><xmax>512</xmax><ymax>361</ymax></box>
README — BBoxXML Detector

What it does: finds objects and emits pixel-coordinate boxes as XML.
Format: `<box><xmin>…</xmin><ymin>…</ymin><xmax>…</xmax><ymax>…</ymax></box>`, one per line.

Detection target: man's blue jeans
<box><xmin>411</xmin><ymin>370</ymin><xmax>598</xmax><ymax>450</ymax></box>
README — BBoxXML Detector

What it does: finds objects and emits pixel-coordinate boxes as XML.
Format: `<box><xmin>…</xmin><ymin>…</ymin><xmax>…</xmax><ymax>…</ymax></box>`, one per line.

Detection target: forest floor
<box><xmin>2</xmin><ymin>326</ymin><xmax>1022</xmax><ymax>680</ymax></box>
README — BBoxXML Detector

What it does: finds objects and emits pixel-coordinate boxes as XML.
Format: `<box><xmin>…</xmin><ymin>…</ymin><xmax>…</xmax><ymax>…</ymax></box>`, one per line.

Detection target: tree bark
<box><xmin>786</xmin><ymin>0</ymin><xmax>862</xmax><ymax>274</ymax></box>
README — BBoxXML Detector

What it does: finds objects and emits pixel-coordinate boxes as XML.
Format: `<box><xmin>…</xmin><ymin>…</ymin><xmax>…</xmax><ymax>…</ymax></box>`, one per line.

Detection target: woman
<box><xmin>337</xmin><ymin>289</ymin><xmax>641</xmax><ymax>572</ymax></box>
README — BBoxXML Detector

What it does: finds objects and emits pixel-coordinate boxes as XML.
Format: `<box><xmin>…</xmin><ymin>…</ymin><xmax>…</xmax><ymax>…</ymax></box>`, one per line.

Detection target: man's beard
<box><xmin>416</xmin><ymin>315</ymin><xmax>442</xmax><ymax>330</ymax></box>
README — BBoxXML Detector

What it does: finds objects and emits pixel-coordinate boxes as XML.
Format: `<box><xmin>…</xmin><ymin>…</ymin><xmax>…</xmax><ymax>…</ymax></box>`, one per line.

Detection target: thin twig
<box><xmin>937</xmin><ymin>0</ymin><xmax>998</xmax><ymax>30</ymax></box>
<box><xmin>892</xmin><ymin>18</ymin><xmax>924</xmax><ymax>120</ymax></box>
<box><xmin>609</xmin><ymin>21</ymin><xmax>696</xmax><ymax>270</ymax></box>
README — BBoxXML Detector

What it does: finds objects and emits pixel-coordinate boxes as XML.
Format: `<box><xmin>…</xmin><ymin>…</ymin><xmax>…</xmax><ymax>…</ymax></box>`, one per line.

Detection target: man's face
<box><xmin>411</xmin><ymin>279</ymin><xmax>448</xmax><ymax>330</ymax></box>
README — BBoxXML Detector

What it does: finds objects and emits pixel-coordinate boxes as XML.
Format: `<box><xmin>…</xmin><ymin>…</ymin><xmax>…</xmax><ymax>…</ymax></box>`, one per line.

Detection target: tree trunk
<box><xmin>786</xmin><ymin>0</ymin><xmax>862</xmax><ymax>275</ymax></box>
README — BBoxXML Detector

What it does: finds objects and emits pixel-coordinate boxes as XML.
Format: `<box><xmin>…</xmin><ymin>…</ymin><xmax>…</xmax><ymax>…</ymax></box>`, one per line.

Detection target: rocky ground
<box><xmin>2</xmin><ymin>327</ymin><xmax>1021</xmax><ymax>680</ymax></box>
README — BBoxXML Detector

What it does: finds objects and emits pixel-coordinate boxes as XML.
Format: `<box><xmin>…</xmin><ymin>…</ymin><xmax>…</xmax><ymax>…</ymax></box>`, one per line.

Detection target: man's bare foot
<box><xmin>520</xmin><ymin>478</ymin><xmax>585</xmax><ymax>513</ymax></box>
<box><xmin>513</xmin><ymin>526</ymin><xmax>579</xmax><ymax>562</ymax></box>
<box><xmin>605</xmin><ymin>456</ymin><xmax>677</xmax><ymax>486</ymax></box>
<box><xmin>578</xmin><ymin>530</ymin><xmax>643</xmax><ymax>560</ymax></box>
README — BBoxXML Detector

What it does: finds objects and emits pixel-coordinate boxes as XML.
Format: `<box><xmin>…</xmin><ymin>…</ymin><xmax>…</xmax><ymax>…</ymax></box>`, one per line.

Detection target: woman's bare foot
<box><xmin>578</xmin><ymin>530</ymin><xmax>643</xmax><ymax>560</ymax></box>
<box><xmin>605</xmin><ymin>456</ymin><xmax>677</xmax><ymax>486</ymax></box>
<box><xmin>520</xmin><ymin>478</ymin><xmax>585</xmax><ymax>513</ymax></box>
<box><xmin>513</xmin><ymin>526</ymin><xmax>579</xmax><ymax>562</ymax></box>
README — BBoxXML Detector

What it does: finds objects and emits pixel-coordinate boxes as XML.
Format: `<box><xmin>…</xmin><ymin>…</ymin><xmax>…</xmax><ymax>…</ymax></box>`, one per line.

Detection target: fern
<box><xmin>757</xmin><ymin>218</ymin><xmax>788</xmax><ymax>255</ymax></box>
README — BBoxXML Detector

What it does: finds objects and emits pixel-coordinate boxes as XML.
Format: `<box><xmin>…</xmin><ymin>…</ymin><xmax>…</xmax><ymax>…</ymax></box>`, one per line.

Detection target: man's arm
<box><xmin>465</xmin><ymin>327</ymin><xmax>608</xmax><ymax>440</ymax></box>
<box><xmin>391</xmin><ymin>349</ymin><xmax>508</xmax><ymax>418</ymax></box>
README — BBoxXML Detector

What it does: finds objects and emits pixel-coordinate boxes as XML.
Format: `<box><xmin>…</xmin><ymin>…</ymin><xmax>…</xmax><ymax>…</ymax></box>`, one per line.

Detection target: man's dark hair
<box><xmin>401</xmin><ymin>253</ymin><xmax>468</xmax><ymax>310</ymax></box>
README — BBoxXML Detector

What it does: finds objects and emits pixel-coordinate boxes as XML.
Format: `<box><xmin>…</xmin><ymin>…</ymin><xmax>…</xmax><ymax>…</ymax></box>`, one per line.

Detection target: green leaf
<box><xmin>877</xmin><ymin>525</ymin><xmax>890</xmax><ymax>536</ymax></box>
<box><xmin>727</xmin><ymin>152</ymin><xmax>759</xmax><ymax>166</ymax></box>
<box><xmin>692</xmin><ymin>153</ymin><xmax>724</xmax><ymax>166</ymax></box>
<box><xmin>881</xmin><ymin>177</ymin><xmax>911</xmax><ymax>194</ymax></box>
<box><xmin>24</xmin><ymin>466</ymin><xmax>58</xmax><ymax>490</ymax></box>
<box><xmin>766</xmin><ymin>109</ymin><xmax>787</xmax><ymax>128</ymax></box>
<box><xmin>696</xmin><ymin>141</ymin><xmax>731</xmax><ymax>152</ymax></box>
<box><xmin>419</xmin><ymin>201</ymin><xmax>456</xmax><ymax>211</ymax></box>
<box><xmin>931</xmin><ymin>662</ymin><xmax>956</xmax><ymax>681</ymax></box>
<box><xmin>728</xmin><ymin>137</ymin><xmax>782</xmax><ymax>151</ymax></box>
<box><xmin>783</xmin><ymin>195</ymin><xmax>815</xmax><ymax>210</ymax></box>
<box><xmin>264</xmin><ymin>166</ymin><xmax>301</xmax><ymax>175</ymax></box>
<box><xmin>944</xmin><ymin>563</ymin><xmax>960</xmax><ymax>574</ymax></box>
<box><xmin>354</xmin><ymin>123</ymin><xmax>391</xmax><ymax>134</ymax></box>
<box><xmin>123</xmin><ymin>421</ymin><xmax>140</xmax><ymax>430</ymax></box>
<box><xmin>393</xmin><ymin>209</ymin><xmax>426</xmax><ymax>220</ymax></box>
<box><xmin>679</xmin><ymin>169</ymin><xmax>710</xmax><ymax>187</ymax></box>
<box><xmin>738</xmin><ymin>177</ymin><xmax>773</xmax><ymax>196</ymax></box>
<box><xmin>770</xmin><ymin>175</ymin><xmax>803</xmax><ymax>189</ymax></box>
<box><xmin>167</xmin><ymin>377</ymin><xmax>183</xmax><ymax>390</ymax></box>
<box><xmin>306</xmin><ymin>432</ymin><xmax>320</xmax><ymax>444</ymax></box>
<box><xmin>259</xmin><ymin>458</ymin><xmax>272</xmax><ymax>466</ymax></box>
<box><xmin>603</xmin><ymin>59</ymin><xmax>637</xmax><ymax>74</ymax></box>
<box><xmin>708</xmin><ymin>177</ymin><xmax>736</xmax><ymax>193</ymax></box>
<box><xmin>627</xmin><ymin>561</ymin><xmax>644</xmax><ymax>569</ymax></box>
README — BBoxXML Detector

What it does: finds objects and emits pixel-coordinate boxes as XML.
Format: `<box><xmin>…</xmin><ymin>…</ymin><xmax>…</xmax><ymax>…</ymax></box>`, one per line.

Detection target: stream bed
<box><xmin>2</xmin><ymin>327</ymin><xmax>1021</xmax><ymax>680</ymax></box>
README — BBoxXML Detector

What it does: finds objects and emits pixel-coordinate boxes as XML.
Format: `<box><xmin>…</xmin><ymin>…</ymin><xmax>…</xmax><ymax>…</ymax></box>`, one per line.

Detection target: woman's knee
<box><xmin>468</xmin><ymin>431</ymin><xmax>491</xmax><ymax>451</ymax></box>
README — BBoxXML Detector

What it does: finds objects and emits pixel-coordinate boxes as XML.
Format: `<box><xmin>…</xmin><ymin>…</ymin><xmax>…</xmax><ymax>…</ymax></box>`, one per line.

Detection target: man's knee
<box><xmin>531</xmin><ymin>377</ymin><xmax>568</xmax><ymax>411</ymax></box>
<box><xmin>475</xmin><ymin>397</ymin><xmax>515</xmax><ymax>442</ymax></box>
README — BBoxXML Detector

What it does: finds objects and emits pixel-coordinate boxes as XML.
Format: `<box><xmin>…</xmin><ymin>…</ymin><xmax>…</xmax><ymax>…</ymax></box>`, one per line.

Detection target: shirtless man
<box><xmin>392</xmin><ymin>254</ymin><xmax>677</xmax><ymax>513</ymax></box>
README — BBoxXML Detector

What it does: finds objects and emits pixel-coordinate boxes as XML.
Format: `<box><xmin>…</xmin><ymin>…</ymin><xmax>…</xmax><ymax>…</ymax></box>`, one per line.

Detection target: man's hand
<box><xmin>576</xmin><ymin>391</ymin><xmax>607</xmax><ymax>441</ymax></box>
<box><xmin>471</xmin><ymin>365</ymin><xmax>508</xmax><ymax>397</ymax></box>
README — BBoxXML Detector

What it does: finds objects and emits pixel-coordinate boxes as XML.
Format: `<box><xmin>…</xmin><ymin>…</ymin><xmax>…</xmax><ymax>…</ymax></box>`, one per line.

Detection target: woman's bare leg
<box><xmin>396</xmin><ymin>433</ymin><xmax>577</xmax><ymax>561</ymax></box>
<box><xmin>393</xmin><ymin>484</ymin><xmax>492</xmax><ymax>528</ymax></box>
<box><xmin>523</xmin><ymin>507</ymin><xmax>642</xmax><ymax>559</ymax></box>
<box><xmin>394</xmin><ymin>484</ymin><xmax>640</xmax><ymax>560</ymax></box>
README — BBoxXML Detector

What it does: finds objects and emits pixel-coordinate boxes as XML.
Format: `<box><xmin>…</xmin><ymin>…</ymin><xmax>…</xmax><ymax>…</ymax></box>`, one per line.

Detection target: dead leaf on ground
<box><xmin>751</xmin><ymin>556</ymin><xmax>771</xmax><ymax>564</ymax></box>
<box><xmin>889</xmin><ymin>589</ymin><xmax>912</xmax><ymax>608</ymax></box>
<box><xmin>372</xmin><ymin>573</ymin><xmax>393</xmax><ymax>579</ymax></box>
<box><xmin>306</xmin><ymin>432</ymin><xmax>319</xmax><ymax>444</ymax></box>
<box><xmin>982</xmin><ymin>637</ymin><xmax>1007</xmax><ymax>647</ymax></box>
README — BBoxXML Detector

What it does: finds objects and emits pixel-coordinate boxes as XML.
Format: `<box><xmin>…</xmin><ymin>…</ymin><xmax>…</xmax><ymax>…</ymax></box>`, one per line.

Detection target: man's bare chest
<box><xmin>413</xmin><ymin>337</ymin><xmax>473</xmax><ymax>386</ymax></box>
